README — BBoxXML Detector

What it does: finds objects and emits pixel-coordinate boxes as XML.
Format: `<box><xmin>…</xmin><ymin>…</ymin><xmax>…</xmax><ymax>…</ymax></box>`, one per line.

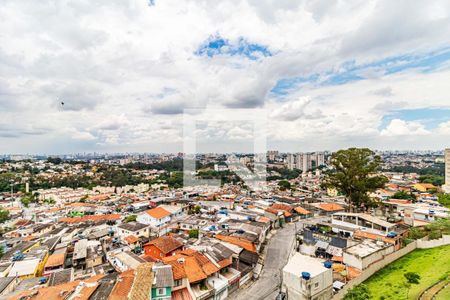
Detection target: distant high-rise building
<box><xmin>286</xmin><ymin>152</ymin><xmax>326</xmax><ymax>171</ymax></box>
<box><xmin>287</xmin><ymin>153</ymin><xmax>296</xmax><ymax>170</ymax></box>
<box><xmin>267</xmin><ymin>150</ymin><xmax>279</xmax><ymax>161</ymax></box>
<box><xmin>443</xmin><ymin>148</ymin><xmax>450</xmax><ymax>193</ymax></box>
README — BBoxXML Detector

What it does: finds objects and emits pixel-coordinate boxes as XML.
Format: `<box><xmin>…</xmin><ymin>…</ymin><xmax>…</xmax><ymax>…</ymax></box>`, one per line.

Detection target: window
<box><xmin>174</xmin><ymin>279</ymin><xmax>182</xmax><ymax>287</ymax></box>
<box><xmin>314</xmin><ymin>282</ymin><xmax>319</xmax><ymax>289</ymax></box>
<box><xmin>157</xmin><ymin>288</ymin><xmax>165</xmax><ymax>296</ymax></box>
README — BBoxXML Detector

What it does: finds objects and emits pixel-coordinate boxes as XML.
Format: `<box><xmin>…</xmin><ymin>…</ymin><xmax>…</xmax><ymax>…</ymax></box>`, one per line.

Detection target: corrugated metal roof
<box><xmin>153</xmin><ymin>264</ymin><xmax>174</xmax><ymax>288</ymax></box>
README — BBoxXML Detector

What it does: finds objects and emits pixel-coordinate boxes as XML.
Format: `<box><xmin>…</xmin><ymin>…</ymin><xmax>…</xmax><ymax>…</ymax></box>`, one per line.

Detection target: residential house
<box><xmin>109</xmin><ymin>251</ymin><xmax>146</xmax><ymax>273</ymax></box>
<box><xmin>137</xmin><ymin>207</ymin><xmax>172</xmax><ymax>235</ymax></box>
<box><xmin>144</xmin><ymin>236</ymin><xmax>184</xmax><ymax>261</ymax></box>
<box><xmin>129</xmin><ymin>262</ymin><xmax>154</xmax><ymax>300</ymax></box>
<box><xmin>108</xmin><ymin>269</ymin><xmax>135</xmax><ymax>300</ymax></box>
<box><xmin>152</xmin><ymin>263</ymin><xmax>173</xmax><ymax>300</ymax></box>
<box><xmin>117</xmin><ymin>222</ymin><xmax>151</xmax><ymax>244</ymax></box>
<box><xmin>309</xmin><ymin>203</ymin><xmax>345</xmax><ymax>216</ymax></box>
<box><xmin>282</xmin><ymin>253</ymin><xmax>333</xmax><ymax>300</ymax></box>
<box><xmin>43</xmin><ymin>249</ymin><xmax>66</xmax><ymax>276</ymax></box>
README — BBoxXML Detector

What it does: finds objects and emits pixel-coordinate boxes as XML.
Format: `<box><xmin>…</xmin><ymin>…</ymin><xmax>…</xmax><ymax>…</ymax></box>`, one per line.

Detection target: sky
<box><xmin>1</xmin><ymin>0</ymin><xmax>450</xmax><ymax>154</ymax></box>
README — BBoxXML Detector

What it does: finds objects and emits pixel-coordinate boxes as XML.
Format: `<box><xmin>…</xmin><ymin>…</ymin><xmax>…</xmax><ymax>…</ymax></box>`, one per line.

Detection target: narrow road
<box><xmin>233</xmin><ymin>222</ymin><xmax>296</xmax><ymax>300</ymax></box>
<box><xmin>232</xmin><ymin>217</ymin><xmax>329</xmax><ymax>300</ymax></box>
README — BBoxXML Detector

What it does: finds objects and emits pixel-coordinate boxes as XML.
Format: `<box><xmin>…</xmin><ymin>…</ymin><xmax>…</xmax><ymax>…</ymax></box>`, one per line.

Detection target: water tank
<box><xmin>301</xmin><ymin>272</ymin><xmax>311</xmax><ymax>280</ymax></box>
<box><xmin>323</xmin><ymin>261</ymin><xmax>332</xmax><ymax>269</ymax></box>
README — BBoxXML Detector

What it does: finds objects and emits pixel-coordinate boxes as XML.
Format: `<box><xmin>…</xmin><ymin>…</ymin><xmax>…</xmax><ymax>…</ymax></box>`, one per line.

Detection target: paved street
<box><xmin>233</xmin><ymin>217</ymin><xmax>329</xmax><ymax>300</ymax></box>
<box><xmin>233</xmin><ymin>223</ymin><xmax>296</xmax><ymax>300</ymax></box>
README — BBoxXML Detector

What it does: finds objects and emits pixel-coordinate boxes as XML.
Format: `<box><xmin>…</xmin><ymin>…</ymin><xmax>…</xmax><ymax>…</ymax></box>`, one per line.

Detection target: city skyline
<box><xmin>1</xmin><ymin>1</ymin><xmax>450</xmax><ymax>154</ymax></box>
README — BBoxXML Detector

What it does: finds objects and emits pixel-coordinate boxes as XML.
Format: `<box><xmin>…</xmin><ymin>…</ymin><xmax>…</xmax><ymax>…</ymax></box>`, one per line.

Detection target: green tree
<box><xmin>278</xmin><ymin>180</ymin><xmax>291</xmax><ymax>191</ymax></box>
<box><xmin>408</xmin><ymin>227</ymin><xmax>425</xmax><ymax>240</ymax></box>
<box><xmin>390</xmin><ymin>191</ymin><xmax>416</xmax><ymax>202</ymax></box>
<box><xmin>0</xmin><ymin>209</ymin><xmax>9</xmax><ymax>223</ymax></box>
<box><xmin>424</xmin><ymin>218</ymin><xmax>450</xmax><ymax>239</ymax></box>
<box><xmin>323</xmin><ymin>148</ymin><xmax>388</xmax><ymax>212</ymax></box>
<box><xmin>188</xmin><ymin>229</ymin><xmax>199</xmax><ymax>238</ymax></box>
<box><xmin>124</xmin><ymin>215</ymin><xmax>137</xmax><ymax>223</ymax></box>
<box><xmin>404</xmin><ymin>272</ymin><xmax>420</xmax><ymax>284</ymax></box>
<box><xmin>343</xmin><ymin>284</ymin><xmax>371</xmax><ymax>300</ymax></box>
<box><xmin>418</xmin><ymin>175</ymin><xmax>444</xmax><ymax>186</ymax></box>
<box><xmin>438</xmin><ymin>194</ymin><xmax>450</xmax><ymax>208</ymax></box>
<box><xmin>404</xmin><ymin>272</ymin><xmax>420</xmax><ymax>298</ymax></box>
<box><xmin>193</xmin><ymin>205</ymin><xmax>201</xmax><ymax>214</ymax></box>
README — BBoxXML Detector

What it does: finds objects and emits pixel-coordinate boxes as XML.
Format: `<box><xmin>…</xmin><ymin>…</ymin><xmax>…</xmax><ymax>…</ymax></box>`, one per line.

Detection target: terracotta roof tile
<box><xmin>294</xmin><ymin>207</ymin><xmax>311</xmax><ymax>214</ymax></box>
<box><xmin>59</xmin><ymin>214</ymin><xmax>121</xmax><ymax>223</ymax></box>
<box><xmin>271</xmin><ymin>203</ymin><xmax>293</xmax><ymax>212</ymax></box>
<box><xmin>215</xmin><ymin>234</ymin><xmax>257</xmax><ymax>252</ymax></box>
<box><xmin>124</xmin><ymin>235</ymin><xmax>139</xmax><ymax>245</ymax></box>
<box><xmin>145</xmin><ymin>207</ymin><xmax>171</xmax><ymax>219</ymax></box>
<box><xmin>10</xmin><ymin>275</ymin><xmax>104</xmax><ymax>300</ymax></box>
<box><xmin>256</xmin><ymin>216</ymin><xmax>271</xmax><ymax>223</ymax></box>
<box><xmin>109</xmin><ymin>270</ymin><xmax>135</xmax><ymax>300</ymax></box>
<box><xmin>318</xmin><ymin>203</ymin><xmax>344</xmax><ymax>211</ymax></box>
<box><xmin>162</xmin><ymin>249</ymin><xmax>220</xmax><ymax>283</ymax></box>
<box><xmin>145</xmin><ymin>236</ymin><xmax>183</xmax><ymax>254</ymax></box>
<box><xmin>172</xmin><ymin>288</ymin><xmax>193</xmax><ymax>300</ymax></box>
<box><xmin>45</xmin><ymin>252</ymin><xmax>65</xmax><ymax>268</ymax></box>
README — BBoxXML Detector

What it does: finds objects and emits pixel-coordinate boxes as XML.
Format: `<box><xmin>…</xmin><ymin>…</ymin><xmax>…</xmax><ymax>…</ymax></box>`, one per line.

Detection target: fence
<box><xmin>334</xmin><ymin>235</ymin><xmax>450</xmax><ymax>299</ymax></box>
<box><xmin>333</xmin><ymin>241</ymin><xmax>417</xmax><ymax>300</ymax></box>
<box><xmin>417</xmin><ymin>235</ymin><xmax>450</xmax><ymax>249</ymax></box>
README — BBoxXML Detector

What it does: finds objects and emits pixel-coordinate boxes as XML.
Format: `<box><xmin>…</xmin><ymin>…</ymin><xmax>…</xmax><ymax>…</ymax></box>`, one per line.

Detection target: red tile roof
<box><xmin>318</xmin><ymin>203</ymin><xmax>344</xmax><ymax>212</ymax></box>
<box><xmin>294</xmin><ymin>207</ymin><xmax>311</xmax><ymax>215</ymax></box>
<box><xmin>10</xmin><ymin>275</ymin><xmax>104</xmax><ymax>300</ymax></box>
<box><xmin>271</xmin><ymin>203</ymin><xmax>293</xmax><ymax>212</ymax></box>
<box><xmin>172</xmin><ymin>288</ymin><xmax>193</xmax><ymax>300</ymax></box>
<box><xmin>59</xmin><ymin>214</ymin><xmax>121</xmax><ymax>223</ymax></box>
<box><xmin>162</xmin><ymin>249</ymin><xmax>219</xmax><ymax>283</ymax></box>
<box><xmin>124</xmin><ymin>235</ymin><xmax>139</xmax><ymax>245</ymax></box>
<box><xmin>265</xmin><ymin>207</ymin><xmax>280</xmax><ymax>215</ymax></box>
<box><xmin>109</xmin><ymin>270</ymin><xmax>135</xmax><ymax>300</ymax></box>
<box><xmin>215</xmin><ymin>234</ymin><xmax>257</xmax><ymax>252</ymax></box>
<box><xmin>145</xmin><ymin>207</ymin><xmax>171</xmax><ymax>219</ymax></box>
<box><xmin>144</xmin><ymin>236</ymin><xmax>183</xmax><ymax>254</ymax></box>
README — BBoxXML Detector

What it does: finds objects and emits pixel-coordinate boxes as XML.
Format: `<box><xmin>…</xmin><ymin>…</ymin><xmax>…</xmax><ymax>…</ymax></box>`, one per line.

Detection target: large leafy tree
<box><xmin>390</xmin><ymin>190</ymin><xmax>417</xmax><ymax>202</ymax></box>
<box><xmin>0</xmin><ymin>209</ymin><xmax>9</xmax><ymax>223</ymax></box>
<box><xmin>343</xmin><ymin>284</ymin><xmax>371</xmax><ymax>300</ymax></box>
<box><xmin>323</xmin><ymin>148</ymin><xmax>388</xmax><ymax>212</ymax></box>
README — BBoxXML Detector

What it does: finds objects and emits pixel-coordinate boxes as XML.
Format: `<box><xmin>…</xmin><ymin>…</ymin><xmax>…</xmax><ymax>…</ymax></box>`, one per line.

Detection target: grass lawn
<box><xmin>362</xmin><ymin>245</ymin><xmax>450</xmax><ymax>300</ymax></box>
<box><xmin>435</xmin><ymin>284</ymin><xmax>450</xmax><ymax>300</ymax></box>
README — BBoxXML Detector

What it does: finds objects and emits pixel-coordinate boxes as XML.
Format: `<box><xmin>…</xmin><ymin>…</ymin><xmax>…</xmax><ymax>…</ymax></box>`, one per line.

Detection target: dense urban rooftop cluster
<box><xmin>0</xmin><ymin>150</ymin><xmax>448</xmax><ymax>300</ymax></box>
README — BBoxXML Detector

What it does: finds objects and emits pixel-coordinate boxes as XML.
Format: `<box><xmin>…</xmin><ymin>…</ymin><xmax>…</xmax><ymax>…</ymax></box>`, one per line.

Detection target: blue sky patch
<box><xmin>380</xmin><ymin>108</ymin><xmax>450</xmax><ymax>130</ymax></box>
<box><xmin>270</xmin><ymin>47</ymin><xmax>450</xmax><ymax>96</ymax></box>
<box><xmin>195</xmin><ymin>35</ymin><xmax>272</xmax><ymax>60</ymax></box>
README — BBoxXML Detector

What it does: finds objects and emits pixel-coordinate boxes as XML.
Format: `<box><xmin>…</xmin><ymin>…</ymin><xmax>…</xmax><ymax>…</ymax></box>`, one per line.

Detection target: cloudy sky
<box><xmin>1</xmin><ymin>0</ymin><xmax>450</xmax><ymax>154</ymax></box>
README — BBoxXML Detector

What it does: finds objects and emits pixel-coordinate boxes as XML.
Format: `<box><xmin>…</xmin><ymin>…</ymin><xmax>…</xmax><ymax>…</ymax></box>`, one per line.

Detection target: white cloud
<box><xmin>380</xmin><ymin>119</ymin><xmax>430</xmax><ymax>136</ymax></box>
<box><xmin>438</xmin><ymin>121</ymin><xmax>450</xmax><ymax>135</ymax></box>
<box><xmin>1</xmin><ymin>0</ymin><xmax>450</xmax><ymax>153</ymax></box>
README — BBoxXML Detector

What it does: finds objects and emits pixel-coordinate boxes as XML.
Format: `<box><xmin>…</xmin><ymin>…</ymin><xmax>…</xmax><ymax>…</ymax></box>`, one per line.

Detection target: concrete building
<box><xmin>282</xmin><ymin>253</ymin><xmax>333</xmax><ymax>300</ymax></box>
<box><xmin>331</xmin><ymin>212</ymin><xmax>396</xmax><ymax>235</ymax></box>
<box><xmin>267</xmin><ymin>150</ymin><xmax>279</xmax><ymax>161</ymax></box>
<box><xmin>443</xmin><ymin>148</ymin><xmax>450</xmax><ymax>193</ymax></box>
<box><xmin>287</xmin><ymin>152</ymin><xmax>325</xmax><ymax>171</ymax></box>
<box><xmin>343</xmin><ymin>240</ymin><xmax>394</xmax><ymax>270</ymax></box>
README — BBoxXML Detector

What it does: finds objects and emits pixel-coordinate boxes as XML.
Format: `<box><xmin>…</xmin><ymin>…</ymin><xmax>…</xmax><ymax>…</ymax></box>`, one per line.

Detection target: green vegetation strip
<box><xmin>348</xmin><ymin>245</ymin><xmax>450</xmax><ymax>300</ymax></box>
<box><xmin>435</xmin><ymin>283</ymin><xmax>450</xmax><ymax>300</ymax></box>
